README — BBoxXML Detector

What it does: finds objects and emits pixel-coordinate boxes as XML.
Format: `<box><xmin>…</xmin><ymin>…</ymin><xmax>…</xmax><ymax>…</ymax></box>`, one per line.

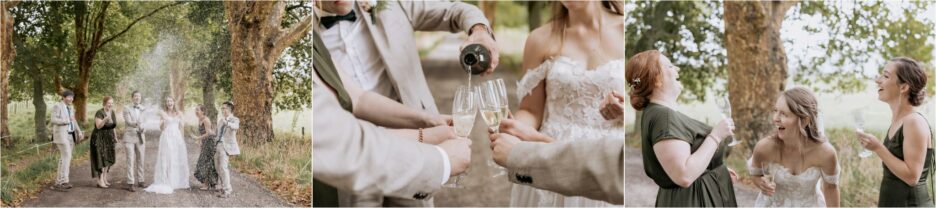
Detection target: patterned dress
<box><xmin>90</xmin><ymin>109</ymin><xmax>117</xmax><ymax>178</ymax></box>
<box><xmin>194</xmin><ymin>120</ymin><xmax>219</xmax><ymax>188</ymax></box>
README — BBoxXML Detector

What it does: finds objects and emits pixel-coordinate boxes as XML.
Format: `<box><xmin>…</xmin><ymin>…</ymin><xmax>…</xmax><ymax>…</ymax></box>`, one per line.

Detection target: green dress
<box><xmin>878</xmin><ymin>114</ymin><xmax>935</xmax><ymax>207</ymax></box>
<box><xmin>640</xmin><ymin>102</ymin><xmax>737</xmax><ymax>207</ymax></box>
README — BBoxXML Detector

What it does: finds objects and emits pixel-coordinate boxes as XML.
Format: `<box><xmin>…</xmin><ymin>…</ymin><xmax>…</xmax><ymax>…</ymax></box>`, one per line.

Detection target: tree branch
<box><xmin>98</xmin><ymin>1</ymin><xmax>185</xmax><ymax>49</ymax></box>
<box><xmin>285</xmin><ymin>5</ymin><xmax>311</xmax><ymax>13</ymax></box>
<box><xmin>89</xmin><ymin>1</ymin><xmax>109</xmax><ymax>51</ymax></box>
<box><xmin>267</xmin><ymin>14</ymin><xmax>312</xmax><ymax>62</ymax></box>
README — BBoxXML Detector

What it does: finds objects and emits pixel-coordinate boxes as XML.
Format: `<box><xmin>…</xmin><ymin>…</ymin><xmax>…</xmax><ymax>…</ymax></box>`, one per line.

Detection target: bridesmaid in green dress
<box><xmin>626</xmin><ymin>50</ymin><xmax>738</xmax><ymax>206</ymax></box>
<box><xmin>856</xmin><ymin>57</ymin><xmax>934</xmax><ymax>207</ymax></box>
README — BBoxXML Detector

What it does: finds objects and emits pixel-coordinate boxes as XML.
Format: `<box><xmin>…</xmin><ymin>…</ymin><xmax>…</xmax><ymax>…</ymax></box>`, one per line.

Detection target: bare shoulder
<box><xmin>523</xmin><ymin>22</ymin><xmax>556</xmax><ymax>69</ymax></box>
<box><xmin>814</xmin><ymin>142</ymin><xmax>839</xmax><ymax>173</ymax></box>
<box><xmin>902</xmin><ymin>113</ymin><xmax>933</xmax><ymax>145</ymax></box>
<box><xmin>752</xmin><ymin>136</ymin><xmax>777</xmax><ymax>159</ymax></box>
<box><xmin>815</xmin><ymin>141</ymin><xmax>838</xmax><ymax>159</ymax></box>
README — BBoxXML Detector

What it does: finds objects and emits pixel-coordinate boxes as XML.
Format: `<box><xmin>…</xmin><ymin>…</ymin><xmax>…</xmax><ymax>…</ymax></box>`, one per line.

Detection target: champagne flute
<box><xmin>492</xmin><ymin>79</ymin><xmax>510</xmax><ymax>117</ymax></box>
<box><xmin>480</xmin><ymin>81</ymin><xmax>508</xmax><ymax>177</ymax></box>
<box><xmin>445</xmin><ymin>85</ymin><xmax>479</xmax><ymax>188</ymax></box>
<box><xmin>715</xmin><ymin>96</ymin><xmax>740</xmax><ymax>146</ymax></box>
<box><xmin>854</xmin><ymin>109</ymin><xmax>874</xmax><ymax>158</ymax></box>
<box><xmin>761</xmin><ymin>162</ymin><xmax>774</xmax><ymax>198</ymax></box>
<box><xmin>491</xmin><ymin>79</ymin><xmax>510</xmax><ymax>177</ymax></box>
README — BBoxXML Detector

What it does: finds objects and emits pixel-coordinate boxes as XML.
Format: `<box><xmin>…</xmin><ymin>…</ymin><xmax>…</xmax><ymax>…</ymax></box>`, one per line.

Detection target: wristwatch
<box><xmin>468</xmin><ymin>24</ymin><xmax>495</xmax><ymax>41</ymax></box>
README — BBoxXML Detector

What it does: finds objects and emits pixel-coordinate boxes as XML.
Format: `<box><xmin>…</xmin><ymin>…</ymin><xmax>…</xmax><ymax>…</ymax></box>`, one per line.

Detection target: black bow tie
<box><xmin>320</xmin><ymin>10</ymin><xmax>357</xmax><ymax>29</ymax></box>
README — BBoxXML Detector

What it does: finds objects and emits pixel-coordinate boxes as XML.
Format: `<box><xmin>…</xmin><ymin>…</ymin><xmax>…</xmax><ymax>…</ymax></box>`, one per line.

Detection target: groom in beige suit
<box><xmin>215</xmin><ymin>101</ymin><xmax>241</xmax><ymax>198</ymax></box>
<box><xmin>316</xmin><ymin>0</ymin><xmax>498</xmax><ymax>206</ymax></box>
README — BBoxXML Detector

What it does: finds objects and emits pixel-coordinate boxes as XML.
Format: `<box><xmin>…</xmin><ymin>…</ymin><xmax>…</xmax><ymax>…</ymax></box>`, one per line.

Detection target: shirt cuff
<box><xmin>434</xmin><ymin>146</ymin><xmax>451</xmax><ymax>185</ymax></box>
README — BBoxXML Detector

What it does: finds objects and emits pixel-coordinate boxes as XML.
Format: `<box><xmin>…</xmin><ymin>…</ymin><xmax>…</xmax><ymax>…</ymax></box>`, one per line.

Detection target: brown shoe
<box><xmin>62</xmin><ymin>183</ymin><xmax>73</xmax><ymax>189</ymax></box>
<box><xmin>137</xmin><ymin>182</ymin><xmax>146</xmax><ymax>188</ymax></box>
<box><xmin>128</xmin><ymin>184</ymin><xmax>137</xmax><ymax>192</ymax></box>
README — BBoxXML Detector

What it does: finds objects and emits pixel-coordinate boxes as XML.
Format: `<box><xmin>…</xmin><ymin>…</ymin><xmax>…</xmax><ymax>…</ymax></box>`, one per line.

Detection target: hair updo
<box><xmin>625</xmin><ymin>50</ymin><xmax>663</xmax><ymax>110</ymax></box>
<box><xmin>889</xmin><ymin>57</ymin><xmax>928</xmax><ymax>106</ymax></box>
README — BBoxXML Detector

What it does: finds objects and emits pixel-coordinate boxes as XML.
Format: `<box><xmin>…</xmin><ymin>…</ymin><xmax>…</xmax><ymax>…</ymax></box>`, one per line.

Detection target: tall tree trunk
<box><xmin>1</xmin><ymin>1</ymin><xmax>19</xmax><ymax>147</ymax></box>
<box><xmin>73</xmin><ymin>56</ymin><xmax>93</xmax><ymax>124</ymax></box>
<box><xmin>202</xmin><ymin>67</ymin><xmax>218</xmax><ymax>120</ymax></box>
<box><xmin>225</xmin><ymin>1</ymin><xmax>312</xmax><ymax>145</ymax></box>
<box><xmin>480</xmin><ymin>1</ymin><xmax>496</xmax><ymax>29</ymax></box>
<box><xmin>724</xmin><ymin>1</ymin><xmax>797</xmax><ymax>153</ymax></box>
<box><xmin>31</xmin><ymin>67</ymin><xmax>47</xmax><ymax>143</ymax></box>
<box><xmin>170</xmin><ymin>63</ymin><xmax>187</xmax><ymax>112</ymax></box>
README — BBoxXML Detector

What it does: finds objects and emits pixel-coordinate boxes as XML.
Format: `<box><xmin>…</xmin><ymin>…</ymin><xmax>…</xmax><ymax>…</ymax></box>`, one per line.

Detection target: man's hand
<box><xmin>438</xmin><ymin>137</ymin><xmax>472</xmax><ymax>176</ymax></box>
<box><xmin>462</xmin><ymin>24</ymin><xmax>499</xmax><ymax>76</ymax></box>
<box><xmin>489</xmin><ymin>132</ymin><xmax>520</xmax><ymax>167</ymax></box>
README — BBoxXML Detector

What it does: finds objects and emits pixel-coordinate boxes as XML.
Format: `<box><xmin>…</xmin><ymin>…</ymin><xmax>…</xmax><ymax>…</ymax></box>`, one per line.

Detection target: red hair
<box><xmin>625</xmin><ymin>50</ymin><xmax>663</xmax><ymax>110</ymax></box>
<box><xmin>102</xmin><ymin>96</ymin><xmax>113</xmax><ymax>105</ymax></box>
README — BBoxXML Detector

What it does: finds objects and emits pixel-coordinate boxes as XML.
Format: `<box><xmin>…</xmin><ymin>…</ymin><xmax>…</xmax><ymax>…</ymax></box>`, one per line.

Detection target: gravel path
<box><xmin>23</xmin><ymin>130</ymin><xmax>292</xmax><ymax>207</ymax></box>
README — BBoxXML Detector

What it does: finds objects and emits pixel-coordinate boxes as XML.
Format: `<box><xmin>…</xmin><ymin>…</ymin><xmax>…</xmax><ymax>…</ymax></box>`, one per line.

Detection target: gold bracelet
<box><xmin>418</xmin><ymin>128</ymin><xmax>424</xmax><ymax>143</ymax></box>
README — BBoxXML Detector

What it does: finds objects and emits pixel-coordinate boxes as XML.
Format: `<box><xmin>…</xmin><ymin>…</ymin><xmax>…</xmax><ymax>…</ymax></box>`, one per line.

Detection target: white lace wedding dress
<box><xmin>511</xmin><ymin>56</ymin><xmax>625</xmax><ymax>207</ymax></box>
<box><xmin>144</xmin><ymin>113</ymin><xmax>191</xmax><ymax>194</ymax></box>
<box><xmin>754</xmin><ymin>163</ymin><xmax>838</xmax><ymax>207</ymax></box>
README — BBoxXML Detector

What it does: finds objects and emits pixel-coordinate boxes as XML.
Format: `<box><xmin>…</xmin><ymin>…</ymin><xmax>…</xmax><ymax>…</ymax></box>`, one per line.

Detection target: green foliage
<box><xmin>271</xmin><ymin>1</ymin><xmax>313</xmax><ymax>111</ymax></box>
<box><xmin>625</xmin><ymin>1</ymin><xmax>936</xmax><ymax>101</ymax></box>
<box><xmin>792</xmin><ymin>1</ymin><xmax>936</xmax><ymax>95</ymax></box>
<box><xmin>625</xmin><ymin>1</ymin><xmax>725</xmax><ymax>102</ymax></box>
<box><xmin>9</xmin><ymin>1</ymin><xmax>72</xmax><ymax>101</ymax></box>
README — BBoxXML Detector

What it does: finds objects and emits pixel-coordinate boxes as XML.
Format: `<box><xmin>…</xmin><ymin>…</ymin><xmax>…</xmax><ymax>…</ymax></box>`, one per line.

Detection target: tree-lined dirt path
<box><xmin>23</xmin><ymin>130</ymin><xmax>291</xmax><ymax>207</ymax></box>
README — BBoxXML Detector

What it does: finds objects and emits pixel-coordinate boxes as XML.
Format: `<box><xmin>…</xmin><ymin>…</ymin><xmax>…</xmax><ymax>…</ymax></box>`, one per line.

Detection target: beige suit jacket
<box><xmin>312</xmin><ymin>80</ymin><xmax>446</xmax><ymax>201</ymax></box>
<box><xmin>50</xmin><ymin>102</ymin><xmax>80</xmax><ymax>144</ymax></box>
<box><xmin>505</xmin><ymin>138</ymin><xmax>625</xmax><ymax>205</ymax></box>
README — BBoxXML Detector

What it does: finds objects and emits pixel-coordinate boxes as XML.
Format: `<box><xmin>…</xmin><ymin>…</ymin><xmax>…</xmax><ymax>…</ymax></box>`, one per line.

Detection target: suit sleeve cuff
<box><xmin>434</xmin><ymin>146</ymin><xmax>451</xmax><ymax>185</ymax></box>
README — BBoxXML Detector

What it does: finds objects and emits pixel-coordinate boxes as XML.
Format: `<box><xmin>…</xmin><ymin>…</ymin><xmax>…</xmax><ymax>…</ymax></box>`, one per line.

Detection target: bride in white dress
<box><xmin>509</xmin><ymin>1</ymin><xmax>623</xmax><ymax>206</ymax></box>
<box><xmin>748</xmin><ymin>88</ymin><xmax>840</xmax><ymax>207</ymax></box>
<box><xmin>144</xmin><ymin>97</ymin><xmax>191</xmax><ymax>194</ymax></box>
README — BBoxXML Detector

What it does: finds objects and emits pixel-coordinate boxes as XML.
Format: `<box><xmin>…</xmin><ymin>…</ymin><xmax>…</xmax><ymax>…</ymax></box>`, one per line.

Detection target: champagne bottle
<box><xmin>460</xmin><ymin>44</ymin><xmax>491</xmax><ymax>75</ymax></box>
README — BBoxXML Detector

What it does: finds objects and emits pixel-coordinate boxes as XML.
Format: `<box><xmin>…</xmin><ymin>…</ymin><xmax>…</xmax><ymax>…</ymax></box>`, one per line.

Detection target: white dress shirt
<box><xmin>319</xmin><ymin>12</ymin><xmax>398</xmax><ymax>100</ymax></box>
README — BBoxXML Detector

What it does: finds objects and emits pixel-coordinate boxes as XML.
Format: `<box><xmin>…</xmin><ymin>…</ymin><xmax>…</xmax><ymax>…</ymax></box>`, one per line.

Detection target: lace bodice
<box><xmin>516</xmin><ymin>56</ymin><xmax>625</xmax><ymax>142</ymax></box>
<box><xmin>510</xmin><ymin>57</ymin><xmax>624</xmax><ymax>207</ymax></box>
<box><xmin>754</xmin><ymin>163</ymin><xmax>838</xmax><ymax>207</ymax></box>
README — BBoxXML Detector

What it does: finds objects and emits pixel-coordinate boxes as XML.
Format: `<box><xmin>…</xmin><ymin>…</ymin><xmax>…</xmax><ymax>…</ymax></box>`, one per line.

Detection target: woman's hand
<box><xmin>710</xmin><ymin>117</ymin><xmax>735</xmax><ymax>142</ymax></box>
<box><xmin>498</xmin><ymin>118</ymin><xmax>550</xmax><ymax>143</ymax></box>
<box><xmin>856</xmin><ymin>130</ymin><xmax>884</xmax><ymax>153</ymax></box>
<box><xmin>599</xmin><ymin>91</ymin><xmax>625</xmax><ymax>120</ymax></box>
<box><xmin>752</xmin><ymin>175</ymin><xmax>776</xmax><ymax>196</ymax></box>
<box><xmin>423</xmin><ymin>113</ymin><xmax>453</xmax><ymax>127</ymax></box>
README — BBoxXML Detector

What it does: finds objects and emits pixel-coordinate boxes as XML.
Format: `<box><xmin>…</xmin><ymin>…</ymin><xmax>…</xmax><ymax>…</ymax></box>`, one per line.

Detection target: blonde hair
<box><xmin>546</xmin><ymin>1</ymin><xmax>623</xmax><ymax>58</ymax></box>
<box><xmin>780</xmin><ymin>87</ymin><xmax>824</xmax><ymax>143</ymax></box>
